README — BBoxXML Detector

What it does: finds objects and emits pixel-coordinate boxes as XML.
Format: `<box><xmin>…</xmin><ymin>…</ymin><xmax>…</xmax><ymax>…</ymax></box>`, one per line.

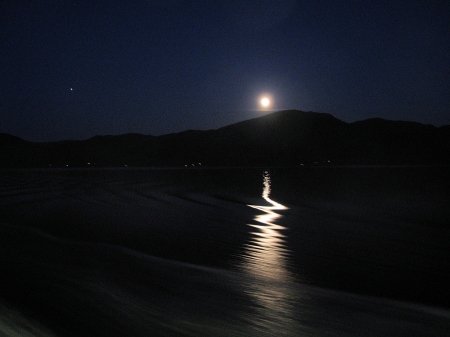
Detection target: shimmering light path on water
<box><xmin>241</xmin><ymin>171</ymin><xmax>300</xmax><ymax>335</ymax></box>
<box><xmin>1</xmin><ymin>168</ymin><xmax>450</xmax><ymax>336</ymax></box>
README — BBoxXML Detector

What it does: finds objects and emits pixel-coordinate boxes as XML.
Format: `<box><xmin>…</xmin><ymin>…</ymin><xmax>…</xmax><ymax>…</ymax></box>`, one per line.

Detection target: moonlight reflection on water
<box><xmin>241</xmin><ymin>171</ymin><xmax>299</xmax><ymax>334</ymax></box>
<box><xmin>1</xmin><ymin>168</ymin><xmax>450</xmax><ymax>336</ymax></box>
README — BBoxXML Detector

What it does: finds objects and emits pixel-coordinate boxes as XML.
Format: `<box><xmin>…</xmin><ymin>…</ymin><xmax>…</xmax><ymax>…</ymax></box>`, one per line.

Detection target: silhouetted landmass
<box><xmin>1</xmin><ymin>110</ymin><xmax>449</xmax><ymax>168</ymax></box>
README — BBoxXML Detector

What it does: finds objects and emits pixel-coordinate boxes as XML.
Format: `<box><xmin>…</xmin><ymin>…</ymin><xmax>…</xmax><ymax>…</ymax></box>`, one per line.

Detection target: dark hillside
<box><xmin>345</xmin><ymin>119</ymin><xmax>448</xmax><ymax>164</ymax></box>
<box><xmin>1</xmin><ymin>110</ymin><xmax>449</xmax><ymax>168</ymax></box>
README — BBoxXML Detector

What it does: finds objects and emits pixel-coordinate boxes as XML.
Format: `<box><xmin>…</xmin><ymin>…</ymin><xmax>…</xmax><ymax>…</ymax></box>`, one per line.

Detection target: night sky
<box><xmin>1</xmin><ymin>1</ymin><xmax>449</xmax><ymax>142</ymax></box>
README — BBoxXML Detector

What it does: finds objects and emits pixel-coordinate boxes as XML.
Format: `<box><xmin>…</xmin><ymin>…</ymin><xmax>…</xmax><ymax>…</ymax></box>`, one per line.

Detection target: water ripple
<box><xmin>240</xmin><ymin>170</ymin><xmax>299</xmax><ymax>334</ymax></box>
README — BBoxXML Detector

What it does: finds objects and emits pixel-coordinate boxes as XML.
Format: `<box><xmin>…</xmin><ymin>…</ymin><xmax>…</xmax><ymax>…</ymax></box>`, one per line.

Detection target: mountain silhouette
<box><xmin>1</xmin><ymin>110</ymin><xmax>449</xmax><ymax>168</ymax></box>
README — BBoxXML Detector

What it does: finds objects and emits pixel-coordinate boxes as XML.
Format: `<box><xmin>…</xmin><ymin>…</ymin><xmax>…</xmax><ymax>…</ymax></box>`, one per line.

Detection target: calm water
<box><xmin>1</xmin><ymin>167</ymin><xmax>449</xmax><ymax>336</ymax></box>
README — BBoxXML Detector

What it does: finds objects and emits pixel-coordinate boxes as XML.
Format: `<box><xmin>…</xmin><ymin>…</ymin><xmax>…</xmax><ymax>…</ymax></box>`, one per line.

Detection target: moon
<box><xmin>260</xmin><ymin>97</ymin><xmax>270</xmax><ymax>107</ymax></box>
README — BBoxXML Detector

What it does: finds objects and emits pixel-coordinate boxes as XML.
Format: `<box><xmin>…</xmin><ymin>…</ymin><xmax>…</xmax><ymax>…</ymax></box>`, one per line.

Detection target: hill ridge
<box><xmin>1</xmin><ymin>110</ymin><xmax>449</xmax><ymax>167</ymax></box>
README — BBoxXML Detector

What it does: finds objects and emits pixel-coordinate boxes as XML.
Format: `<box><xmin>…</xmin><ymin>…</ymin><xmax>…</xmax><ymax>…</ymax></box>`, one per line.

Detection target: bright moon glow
<box><xmin>261</xmin><ymin>97</ymin><xmax>270</xmax><ymax>107</ymax></box>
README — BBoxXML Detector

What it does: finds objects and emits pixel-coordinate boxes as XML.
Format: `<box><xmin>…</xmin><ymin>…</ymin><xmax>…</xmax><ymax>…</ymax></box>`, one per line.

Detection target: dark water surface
<box><xmin>1</xmin><ymin>167</ymin><xmax>449</xmax><ymax>336</ymax></box>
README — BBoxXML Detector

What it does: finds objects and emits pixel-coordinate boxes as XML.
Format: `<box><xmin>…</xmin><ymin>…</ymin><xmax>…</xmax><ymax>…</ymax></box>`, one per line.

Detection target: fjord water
<box><xmin>1</xmin><ymin>167</ymin><xmax>449</xmax><ymax>336</ymax></box>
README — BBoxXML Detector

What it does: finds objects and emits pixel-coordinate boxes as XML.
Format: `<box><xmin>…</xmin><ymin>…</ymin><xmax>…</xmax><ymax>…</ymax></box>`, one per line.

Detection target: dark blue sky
<box><xmin>1</xmin><ymin>0</ymin><xmax>449</xmax><ymax>141</ymax></box>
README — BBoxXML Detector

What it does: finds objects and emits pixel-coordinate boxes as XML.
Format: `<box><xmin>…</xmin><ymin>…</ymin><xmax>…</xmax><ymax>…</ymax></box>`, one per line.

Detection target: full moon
<box><xmin>260</xmin><ymin>97</ymin><xmax>270</xmax><ymax>107</ymax></box>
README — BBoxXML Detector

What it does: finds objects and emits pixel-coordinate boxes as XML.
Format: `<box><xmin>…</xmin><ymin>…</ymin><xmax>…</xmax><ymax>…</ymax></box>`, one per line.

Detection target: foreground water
<box><xmin>1</xmin><ymin>167</ymin><xmax>449</xmax><ymax>336</ymax></box>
